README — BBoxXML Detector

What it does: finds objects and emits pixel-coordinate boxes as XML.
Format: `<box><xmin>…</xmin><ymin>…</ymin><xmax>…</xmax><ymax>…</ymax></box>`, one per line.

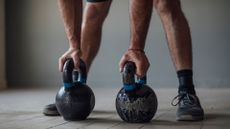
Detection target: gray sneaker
<box><xmin>43</xmin><ymin>103</ymin><xmax>60</xmax><ymax>116</ymax></box>
<box><xmin>172</xmin><ymin>92</ymin><xmax>204</xmax><ymax>121</ymax></box>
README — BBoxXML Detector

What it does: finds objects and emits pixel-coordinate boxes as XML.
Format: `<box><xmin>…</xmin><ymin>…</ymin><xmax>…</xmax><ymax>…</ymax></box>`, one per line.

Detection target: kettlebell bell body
<box><xmin>116</xmin><ymin>62</ymin><xmax>158</xmax><ymax>123</ymax></box>
<box><xmin>55</xmin><ymin>59</ymin><xmax>95</xmax><ymax>121</ymax></box>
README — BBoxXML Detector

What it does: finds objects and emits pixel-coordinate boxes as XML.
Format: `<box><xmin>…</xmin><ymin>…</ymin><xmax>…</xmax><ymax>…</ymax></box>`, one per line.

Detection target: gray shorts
<box><xmin>87</xmin><ymin>0</ymin><xmax>109</xmax><ymax>2</ymax></box>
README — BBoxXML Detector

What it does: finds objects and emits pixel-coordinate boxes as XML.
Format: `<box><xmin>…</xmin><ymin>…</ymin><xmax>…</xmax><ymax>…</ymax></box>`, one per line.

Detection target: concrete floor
<box><xmin>0</xmin><ymin>87</ymin><xmax>229</xmax><ymax>129</ymax></box>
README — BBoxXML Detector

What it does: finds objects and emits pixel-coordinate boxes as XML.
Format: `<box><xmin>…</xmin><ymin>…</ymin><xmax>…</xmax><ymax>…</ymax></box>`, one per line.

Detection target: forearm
<box><xmin>129</xmin><ymin>0</ymin><xmax>153</xmax><ymax>50</ymax></box>
<box><xmin>81</xmin><ymin>1</ymin><xmax>112</xmax><ymax>71</ymax></box>
<box><xmin>58</xmin><ymin>0</ymin><xmax>83</xmax><ymax>49</ymax></box>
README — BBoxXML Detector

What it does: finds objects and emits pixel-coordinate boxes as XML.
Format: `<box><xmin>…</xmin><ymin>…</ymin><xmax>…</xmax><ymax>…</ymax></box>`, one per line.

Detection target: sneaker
<box><xmin>171</xmin><ymin>91</ymin><xmax>204</xmax><ymax>121</ymax></box>
<box><xmin>43</xmin><ymin>103</ymin><xmax>60</xmax><ymax>116</ymax></box>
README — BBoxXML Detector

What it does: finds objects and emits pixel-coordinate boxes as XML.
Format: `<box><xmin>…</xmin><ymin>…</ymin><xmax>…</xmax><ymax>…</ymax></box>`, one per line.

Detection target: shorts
<box><xmin>87</xmin><ymin>0</ymin><xmax>109</xmax><ymax>2</ymax></box>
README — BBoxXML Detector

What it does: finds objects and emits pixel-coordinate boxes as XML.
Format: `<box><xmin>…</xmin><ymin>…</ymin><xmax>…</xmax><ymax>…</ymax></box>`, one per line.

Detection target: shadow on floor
<box><xmin>86</xmin><ymin>117</ymin><xmax>121</xmax><ymax>124</ymax></box>
<box><xmin>149</xmin><ymin>119</ymin><xmax>202</xmax><ymax>126</ymax></box>
<box><xmin>91</xmin><ymin>110</ymin><xmax>117</xmax><ymax>115</ymax></box>
<box><xmin>143</xmin><ymin>112</ymin><xmax>230</xmax><ymax>127</ymax></box>
<box><xmin>204</xmin><ymin>112</ymin><xmax>230</xmax><ymax>121</ymax></box>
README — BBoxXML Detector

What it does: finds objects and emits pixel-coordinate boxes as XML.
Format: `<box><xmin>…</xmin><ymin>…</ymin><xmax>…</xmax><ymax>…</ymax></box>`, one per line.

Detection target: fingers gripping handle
<box><xmin>122</xmin><ymin>61</ymin><xmax>147</xmax><ymax>91</ymax></box>
<box><xmin>63</xmin><ymin>58</ymin><xmax>88</xmax><ymax>89</ymax></box>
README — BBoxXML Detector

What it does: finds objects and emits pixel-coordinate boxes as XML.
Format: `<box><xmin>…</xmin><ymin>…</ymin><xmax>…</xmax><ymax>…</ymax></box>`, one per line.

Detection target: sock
<box><xmin>177</xmin><ymin>69</ymin><xmax>196</xmax><ymax>95</ymax></box>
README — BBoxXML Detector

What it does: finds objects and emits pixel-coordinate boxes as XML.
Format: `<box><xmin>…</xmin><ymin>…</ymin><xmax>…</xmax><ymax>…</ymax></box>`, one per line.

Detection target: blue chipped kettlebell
<box><xmin>116</xmin><ymin>61</ymin><xmax>158</xmax><ymax>123</ymax></box>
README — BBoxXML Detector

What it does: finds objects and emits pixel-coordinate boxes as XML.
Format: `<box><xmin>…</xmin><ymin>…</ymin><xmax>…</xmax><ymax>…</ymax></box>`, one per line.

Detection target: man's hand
<box><xmin>59</xmin><ymin>48</ymin><xmax>81</xmax><ymax>72</ymax></box>
<box><xmin>119</xmin><ymin>50</ymin><xmax>150</xmax><ymax>77</ymax></box>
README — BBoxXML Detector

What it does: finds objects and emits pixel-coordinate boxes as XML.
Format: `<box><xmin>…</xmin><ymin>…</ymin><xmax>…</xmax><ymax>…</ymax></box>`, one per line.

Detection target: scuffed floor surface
<box><xmin>0</xmin><ymin>87</ymin><xmax>229</xmax><ymax>129</ymax></box>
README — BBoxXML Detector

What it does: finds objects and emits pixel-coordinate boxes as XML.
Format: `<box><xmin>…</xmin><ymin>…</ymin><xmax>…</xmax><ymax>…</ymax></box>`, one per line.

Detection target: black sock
<box><xmin>177</xmin><ymin>69</ymin><xmax>196</xmax><ymax>95</ymax></box>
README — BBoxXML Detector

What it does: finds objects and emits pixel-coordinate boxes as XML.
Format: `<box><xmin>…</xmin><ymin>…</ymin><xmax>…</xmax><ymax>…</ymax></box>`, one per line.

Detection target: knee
<box><xmin>84</xmin><ymin>4</ymin><xmax>110</xmax><ymax>26</ymax></box>
<box><xmin>154</xmin><ymin>0</ymin><xmax>182</xmax><ymax>16</ymax></box>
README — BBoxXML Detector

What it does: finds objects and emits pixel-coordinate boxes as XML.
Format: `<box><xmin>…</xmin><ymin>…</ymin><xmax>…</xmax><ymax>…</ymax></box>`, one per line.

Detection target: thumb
<box><xmin>119</xmin><ymin>56</ymin><xmax>128</xmax><ymax>73</ymax></box>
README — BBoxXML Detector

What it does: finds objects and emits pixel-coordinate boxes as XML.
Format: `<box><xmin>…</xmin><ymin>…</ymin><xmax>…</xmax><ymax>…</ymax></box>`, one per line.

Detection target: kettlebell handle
<box><xmin>63</xmin><ymin>58</ymin><xmax>87</xmax><ymax>89</ymax></box>
<box><xmin>122</xmin><ymin>61</ymin><xmax>147</xmax><ymax>91</ymax></box>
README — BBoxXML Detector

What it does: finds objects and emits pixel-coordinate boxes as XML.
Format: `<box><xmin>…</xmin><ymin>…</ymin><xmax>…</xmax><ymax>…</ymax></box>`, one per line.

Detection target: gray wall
<box><xmin>5</xmin><ymin>0</ymin><xmax>230</xmax><ymax>88</ymax></box>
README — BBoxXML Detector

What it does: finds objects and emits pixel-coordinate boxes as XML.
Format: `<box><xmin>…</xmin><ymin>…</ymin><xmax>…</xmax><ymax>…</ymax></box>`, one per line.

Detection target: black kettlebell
<box><xmin>115</xmin><ymin>61</ymin><xmax>158</xmax><ymax>123</ymax></box>
<box><xmin>56</xmin><ymin>58</ymin><xmax>95</xmax><ymax>121</ymax></box>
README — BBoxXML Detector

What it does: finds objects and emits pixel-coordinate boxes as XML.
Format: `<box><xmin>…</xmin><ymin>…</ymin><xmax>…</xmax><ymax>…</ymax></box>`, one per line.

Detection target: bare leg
<box><xmin>154</xmin><ymin>1</ymin><xmax>204</xmax><ymax>121</ymax></box>
<box><xmin>81</xmin><ymin>1</ymin><xmax>112</xmax><ymax>72</ymax></box>
<box><xmin>154</xmin><ymin>0</ymin><xmax>192</xmax><ymax>71</ymax></box>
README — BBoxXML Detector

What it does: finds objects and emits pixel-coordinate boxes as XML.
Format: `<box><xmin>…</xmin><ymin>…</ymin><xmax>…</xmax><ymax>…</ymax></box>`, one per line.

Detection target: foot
<box><xmin>43</xmin><ymin>103</ymin><xmax>60</xmax><ymax>116</ymax></box>
<box><xmin>172</xmin><ymin>91</ymin><xmax>204</xmax><ymax>121</ymax></box>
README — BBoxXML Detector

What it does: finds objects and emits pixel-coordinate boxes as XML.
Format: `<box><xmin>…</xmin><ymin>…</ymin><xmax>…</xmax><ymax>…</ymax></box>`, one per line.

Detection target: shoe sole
<box><xmin>43</xmin><ymin>109</ymin><xmax>60</xmax><ymax>116</ymax></box>
<box><xmin>176</xmin><ymin>114</ymin><xmax>204</xmax><ymax>121</ymax></box>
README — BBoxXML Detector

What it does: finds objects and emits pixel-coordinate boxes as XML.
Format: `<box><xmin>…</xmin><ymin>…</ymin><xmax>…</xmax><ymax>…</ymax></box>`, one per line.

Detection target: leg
<box><xmin>119</xmin><ymin>0</ymin><xmax>153</xmax><ymax>77</ymax></box>
<box><xmin>81</xmin><ymin>0</ymin><xmax>112</xmax><ymax>72</ymax></box>
<box><xmin>154</xmin><ymin>0</ymin><xmax>192</xmax><ymax>71</ymax></box>
<box><xmin>154</xmin><ymin>0</ymin><xmax>204</xmax><ymax>121</ymax></box>
<box><xmin>154</xmin><ymin>0</ymin><xmax>195</xmax><ymax>93</ymax></box>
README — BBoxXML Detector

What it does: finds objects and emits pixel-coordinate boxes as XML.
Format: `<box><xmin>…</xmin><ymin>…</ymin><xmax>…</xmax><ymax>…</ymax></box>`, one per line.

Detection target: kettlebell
<box><xmin>115</xmin><ymin>61</ymin><xmax>158</xmax><ymax>123</ymax></box>
<box><xmin>55</xmin><ymin>58</ymin><xmax>95</xmax><ymax>121</ymax></box>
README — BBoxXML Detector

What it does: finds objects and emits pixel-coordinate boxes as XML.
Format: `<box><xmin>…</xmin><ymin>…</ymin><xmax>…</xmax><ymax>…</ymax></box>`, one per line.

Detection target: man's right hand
<box><xmin>58</xmin><ymin>48</ymin><xmax>81</xmax><ymax>72</ymax></box>
<box><xmin>119</xmin><ymin>49</ymin><xmax>150</xmax><ymax>77</ymax></box>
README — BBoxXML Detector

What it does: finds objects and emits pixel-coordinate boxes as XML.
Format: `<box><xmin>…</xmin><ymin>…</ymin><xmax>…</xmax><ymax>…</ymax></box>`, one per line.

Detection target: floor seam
<box><xmin>46</xmin><ymin>121</ymin><xmax>68</xmax><ymax>129</ymax></box>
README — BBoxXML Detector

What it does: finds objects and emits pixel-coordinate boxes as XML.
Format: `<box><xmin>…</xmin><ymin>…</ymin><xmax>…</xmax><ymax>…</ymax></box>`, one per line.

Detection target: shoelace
<box><xmin>171</xmin><ymin>93</ymin><xmax>197</xmax><ymax>106</ymax></box>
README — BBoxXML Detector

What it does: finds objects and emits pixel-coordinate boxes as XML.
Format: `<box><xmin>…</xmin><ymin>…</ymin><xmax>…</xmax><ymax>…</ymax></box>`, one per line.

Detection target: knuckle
<box><xmin>59</xmin><ymin>57</ymin><xmax>64</xmax><ymax>62</ymax></box>
<box><xmin>123</xmin><ymin>54</ymin><xmax>129</xmax><ymax>58</ymax></box>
